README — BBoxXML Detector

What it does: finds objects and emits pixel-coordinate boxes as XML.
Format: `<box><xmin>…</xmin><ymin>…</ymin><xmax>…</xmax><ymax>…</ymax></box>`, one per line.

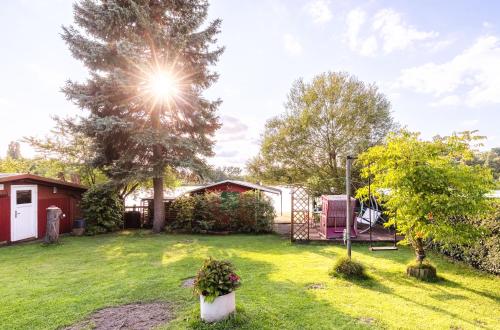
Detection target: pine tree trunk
<box><xmin>152</xmin><ymin>105</ymin><xmax>165</xmax><ymax>233</ymax></box>
<box><xmin>152</xmin><ymin>175</ymin><xmax>165</xmax><ymax>232</ymax></box>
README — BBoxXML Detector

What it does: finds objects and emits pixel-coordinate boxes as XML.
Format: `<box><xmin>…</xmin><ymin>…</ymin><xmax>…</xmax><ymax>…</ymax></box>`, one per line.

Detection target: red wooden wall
<box><xmin>0</xmin><ymin>196</ymin><xmax>10</xmax><ymax>242</ymax></box>
<box><xmin>198</xmin><ymin>183</ymin><xmax>250</xmax><ymax>194</ymax></box>
<box><xmin>0</xmin><ymin>180</ymin><xmax>82</xmax><ymax>243</ymax></box>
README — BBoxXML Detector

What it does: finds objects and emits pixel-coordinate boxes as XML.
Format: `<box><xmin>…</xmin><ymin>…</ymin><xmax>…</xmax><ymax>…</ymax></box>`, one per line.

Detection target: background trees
<box><xmin>357</xmin><ymin>131</ymin><xmax>495</xmax><ymax>268</ymax></box>
<box><xmin>247</xmin><ymin>72</ymin><xmax>396</xmax><ymax>195</ymax></box>
<box><xmin>25</xmin><ymin>117</ymin><xmax>106</xmax><ymax>187</ymax></box>
<box><xmin>62</xmin><ymin>0</ymin><xmax>223</xmax><ymax>231</ymax></box>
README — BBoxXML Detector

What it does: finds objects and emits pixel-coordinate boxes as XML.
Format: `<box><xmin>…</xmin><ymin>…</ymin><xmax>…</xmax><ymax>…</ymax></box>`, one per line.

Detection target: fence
<box><xmin>124</xmin><ymin>200</ymin><xmax>176</xmax><ymax>228</ymax></box>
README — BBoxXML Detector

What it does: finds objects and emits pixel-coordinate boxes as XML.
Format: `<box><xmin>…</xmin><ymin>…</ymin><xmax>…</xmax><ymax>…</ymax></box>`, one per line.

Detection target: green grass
<box><xmin>0</xmin><ymin>231</ymin><xmax>498</xmax><ymax>330</ymax></box>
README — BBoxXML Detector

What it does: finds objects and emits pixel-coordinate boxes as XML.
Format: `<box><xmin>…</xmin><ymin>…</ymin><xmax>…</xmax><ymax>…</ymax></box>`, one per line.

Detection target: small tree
<box><xmin>357</xmin><ymin>131</ymin><xmax>494</xmax><ymax>267</ymax></box>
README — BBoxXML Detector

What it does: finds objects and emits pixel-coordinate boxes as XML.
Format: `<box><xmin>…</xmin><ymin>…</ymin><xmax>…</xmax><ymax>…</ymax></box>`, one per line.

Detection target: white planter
<box><xmin>200</xmin><ymin>291</ymin><xmax>236</xmax><ymax>322</ymax></box>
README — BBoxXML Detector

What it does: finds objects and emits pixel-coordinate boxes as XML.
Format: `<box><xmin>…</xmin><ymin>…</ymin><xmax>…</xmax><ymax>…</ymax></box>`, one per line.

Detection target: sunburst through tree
<box><xmin>62</xmin><ymin>0</ymin><xmax>223</xmax><ymax>232</ymax></box>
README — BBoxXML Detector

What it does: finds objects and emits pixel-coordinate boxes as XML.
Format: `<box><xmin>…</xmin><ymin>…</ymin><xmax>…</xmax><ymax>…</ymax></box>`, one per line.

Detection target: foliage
<box><xmin>432</xmin><ymin>199</ymin><xmax>500</xmax><ymax>274</ymax></box>
<box><xmin>470</xmin><ymin>147</ymin><xmax>500</xmax><ymax>188</ymax></box>
<box><xmin>0</xmin><ymin>156</ymin><xmax>81</xmax><ymax>182</ymax></box>
<box><xmin>6</xmin><ymin>141</ymin><xmax>21</xmax><ymax>159</ymax></box>
<box><xmin>80</xmin><ymin>185</ymin><xmax>124</xmax><ymax>235</ymax></box>
<box><xmin>329</xmin><ymin>256</ymin><xmax>367</xmax><ymax>279</ymax></box>
<box><xmin>25</xmin><ymin>117</ymin><xmax>107</xmax><ymax>187</ymax></box>
<box><xmin>169</xmin><ymin>191</ymin><xmax>275</xmax><ymax>233</ymax></box>
<box><xmin>202</xmin><ymin>166</ymin><xmax>244</xmax><ymax>183</ymax></box>
<box><xmin>193</xmin><ymin>258</ymin><xmax>241</xmax><ymax>303</ymax></box>
<box><xmin>247</xmin><ymin>72</ymin><xmax>396</xmax><ymax>195</ymax></box>
<box><xmin>234</xmin><ymin>192</ymin><xmax>275</xmax><ymax>233</ymax></box>
<box><xmin>1</xmin><ymin>234</ymin><xmax>500</xmax><ymax>330</ymax></box>
<box><xmin>61</xmin><ymin>0</ymin><xmax>223</xmax><ymax>222</ymax></box>
<box><xmin>1</xmin><ymin>141</ymin><xmax>86</xmax><ymax>183</ymax></box>
<box><xmin>357</xmin><ymin>130</ymin><xmax>495</xmax><ymax>264</ymax></box>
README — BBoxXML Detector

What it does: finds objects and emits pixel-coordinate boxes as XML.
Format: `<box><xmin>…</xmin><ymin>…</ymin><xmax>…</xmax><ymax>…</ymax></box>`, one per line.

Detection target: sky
<box><xmin>1</xmin><ymin>0</ymin><xmax>499</xmax><ymax>169</ymax></box>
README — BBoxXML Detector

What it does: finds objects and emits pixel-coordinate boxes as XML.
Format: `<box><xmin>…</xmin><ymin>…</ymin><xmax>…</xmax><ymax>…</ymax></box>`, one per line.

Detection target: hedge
<box><xmin>432</xmin><ymin>199</ymin><xmax>500</xmax><ymax>275</ymax></box>
<box><xmin>167</xmin><ymin>191</ymin><xmax>275</xmax><ymax>233</ymax></box>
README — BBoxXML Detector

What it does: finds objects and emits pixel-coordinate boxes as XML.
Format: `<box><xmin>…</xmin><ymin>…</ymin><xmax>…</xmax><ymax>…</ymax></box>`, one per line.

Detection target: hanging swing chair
<box><xmin>354</xmin><ymin>178</ymin><xmax>398</xmax><ymax>251</ymax></box>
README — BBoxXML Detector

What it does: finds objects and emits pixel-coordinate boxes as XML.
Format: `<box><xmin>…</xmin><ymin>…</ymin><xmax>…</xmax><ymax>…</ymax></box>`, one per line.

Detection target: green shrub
<box><xmin>169</xmin><ymin>191</ymin><xmax>275</xmax><ymax>233</ymax></box>
<box><xmin>432</xmin><ymin>200</ymin><xmax>500</xmax><ymax>275</ymax></box>
<box><xmin>193</xmin><ymin>258</ymin><xmax>241</xmax><ymax>303</ymax></box>
<box><xmin>80</xmin><ymin>184</ymin><xmax>124</xmax><ymax>235</ymax></box>
<box><xmin>329</xmin><ymin>257</ymin><xmax>367</xmax><ymax>279</ymax></box>
<box><xmin>233</xmin><ymin>191</ymin><xmax>275</xmax><ymax>233</ymax></box>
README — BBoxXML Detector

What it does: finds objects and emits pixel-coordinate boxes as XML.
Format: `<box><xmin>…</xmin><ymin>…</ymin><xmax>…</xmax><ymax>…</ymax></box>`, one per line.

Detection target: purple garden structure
<box><xmin>319</xmin><ymin>195</ymin><xmax>357</xmax><ymax>239</ymax></box>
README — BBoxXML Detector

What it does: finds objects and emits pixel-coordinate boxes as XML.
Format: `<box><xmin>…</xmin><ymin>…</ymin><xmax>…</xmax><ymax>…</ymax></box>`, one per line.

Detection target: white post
<box><xmin>346</xmin><ymin>156</ymin><xmax>353</xmax><ymax>259</ymax></box>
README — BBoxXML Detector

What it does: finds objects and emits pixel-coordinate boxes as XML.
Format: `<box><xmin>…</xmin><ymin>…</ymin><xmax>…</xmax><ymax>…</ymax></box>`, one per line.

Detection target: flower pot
<box><xmin>200</xmin><ymin>291</ymin><xmax>235</xmax><ymax>322</ymax></box>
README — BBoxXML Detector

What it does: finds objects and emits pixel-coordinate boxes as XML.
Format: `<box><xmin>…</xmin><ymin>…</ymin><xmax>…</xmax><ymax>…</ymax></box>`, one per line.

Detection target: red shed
<box><xmin>0</xmin><ymin>174</ymin><xmax>87</xmax><ymax>244</ymax></box>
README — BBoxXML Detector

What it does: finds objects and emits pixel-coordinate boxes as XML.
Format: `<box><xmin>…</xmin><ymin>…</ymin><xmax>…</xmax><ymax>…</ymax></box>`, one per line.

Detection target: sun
<box><xmin>147</xmin><ymin>71</ymin><xmax>179</xmax><ymax>101</ymax></box>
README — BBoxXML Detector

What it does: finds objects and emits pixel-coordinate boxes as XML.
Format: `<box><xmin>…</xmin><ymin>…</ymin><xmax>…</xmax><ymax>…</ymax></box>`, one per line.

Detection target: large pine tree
<box><xmin>62</xmin><ymin>0</ymin><xmax>223</xmax><ymax>232</ymax></box>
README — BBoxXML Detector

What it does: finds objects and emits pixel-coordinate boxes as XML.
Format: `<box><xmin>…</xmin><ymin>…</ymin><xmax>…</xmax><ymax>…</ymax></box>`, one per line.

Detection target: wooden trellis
<box><xmin>291</xmin><ymin>186</ymin><xmax>310</xmax><ymax>242</ymax></box>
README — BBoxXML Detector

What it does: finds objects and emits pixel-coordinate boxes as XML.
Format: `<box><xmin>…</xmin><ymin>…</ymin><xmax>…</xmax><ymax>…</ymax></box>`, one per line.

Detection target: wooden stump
<box><xmin>407</xmin><ymin>265</ymin><xmax>437</xmax><ymax>281</ymax></box>
<box><xmin>45</xmin><ymin>206</ymin><xmax>64</xmax><ymax>244</ymax></box>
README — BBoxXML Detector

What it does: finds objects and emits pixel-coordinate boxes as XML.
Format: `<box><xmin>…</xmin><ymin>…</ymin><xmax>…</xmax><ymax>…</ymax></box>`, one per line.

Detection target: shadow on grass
<box><xmin>166</xmin><ymin>248</ymin><xmax>378</xmax><ymax>330</ymax></box>
<box><xmin>352</xmin><ymin>267</ymin><xmax>494</xmax><ymax>329</ymax></box>
<box><xmin>435</xmin><ymin>277</ymin><xmax>500</xmax><ymax>303</ymax></box>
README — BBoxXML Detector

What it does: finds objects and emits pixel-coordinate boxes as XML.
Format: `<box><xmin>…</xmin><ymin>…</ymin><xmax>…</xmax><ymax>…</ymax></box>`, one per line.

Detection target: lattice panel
<box><xmin>291</xmin><ymin>186</ymin><xmax>310</xmax><ymax>241</ymax></box>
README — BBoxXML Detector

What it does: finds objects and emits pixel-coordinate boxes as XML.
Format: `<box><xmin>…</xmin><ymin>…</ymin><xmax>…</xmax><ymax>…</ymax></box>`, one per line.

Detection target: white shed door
<box><xmin>11</xmin><ymin>185</ymin><xmax>38</xmax><ymax>241</ymax></box>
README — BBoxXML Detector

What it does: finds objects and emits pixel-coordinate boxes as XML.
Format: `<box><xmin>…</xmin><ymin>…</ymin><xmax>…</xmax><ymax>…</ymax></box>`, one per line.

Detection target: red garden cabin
<box><xmin>0</xmin><ymin>174</ymin><xmax>87</xmax><ymax>244</ymax></box>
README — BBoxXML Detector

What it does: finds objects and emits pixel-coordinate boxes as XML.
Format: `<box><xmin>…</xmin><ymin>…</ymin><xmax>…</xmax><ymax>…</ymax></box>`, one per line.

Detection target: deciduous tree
<box><xmin>248</xmin><ymin>72</ymin><xmax>395</xmax><ymax>195</ymax></box>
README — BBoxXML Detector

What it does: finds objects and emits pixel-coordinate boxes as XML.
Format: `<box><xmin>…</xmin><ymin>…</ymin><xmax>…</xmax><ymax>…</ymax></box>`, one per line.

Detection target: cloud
<box><xmin>426</xmin><ymin>38</ymin><xmax>456</xmax><ymax>53</ymax></box>
<box><xmin>216</xmin><ymin>115</ymin><xmax>248</xmax><ymax>142</ymax></box>
<box><xmin>283</xmin><ymin>34</ymin><xmax>303</xmax><ymax>56</ymax></box>
<box><xmin>346</xmin><ymin>9</ymin><xmax>368</xmax><ymax>49</ymax></box>
<box><xmin>373</xmin><ymin>9</ymin><xmax>438</xmax><ymax>53</ymax></box>
<box><xmin>305</xmin><ymin>0</ymin><xmax>332</xmax><ymax>24</ymax></box>
<box><xmin>216</xmin><ymin>149</ymin><xmax>239</xmax><ymax>158</ymax></box>
<box><xmin>219</xmin><ymin>115</ymin><xmax>248</xmax><ymax>135</ymax></box>
<box><xmin>345</xmin><ymin>8</ymin><xmax>438</xmax><ymax>56</ymax></box>
<box><xmin>430</xmin><ymin>95</ymin><xmax>461</xmax><ymax>107</ymax></box>
<box><xmin>398</xmin><ymin>35</ymin><xmax>500</xmax><ymax>107</ymax></box>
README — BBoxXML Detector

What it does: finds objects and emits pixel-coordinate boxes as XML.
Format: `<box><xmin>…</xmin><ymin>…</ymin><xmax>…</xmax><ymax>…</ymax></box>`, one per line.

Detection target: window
<box><xmin>16</xmin><ymin>190</ymin><xmax>32</xmax><ymax>204</ymax></box>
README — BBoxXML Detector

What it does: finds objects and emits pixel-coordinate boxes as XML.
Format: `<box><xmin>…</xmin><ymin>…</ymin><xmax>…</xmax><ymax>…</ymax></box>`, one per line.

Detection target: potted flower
<box><xmin>193</xmin><ymin>258</ymin><xmax>241</xmax><ymax>322</ymax></box>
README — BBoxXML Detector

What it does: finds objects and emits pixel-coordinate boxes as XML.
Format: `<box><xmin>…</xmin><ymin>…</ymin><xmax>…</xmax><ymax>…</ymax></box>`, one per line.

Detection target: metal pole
<box><xmin>369</xmin><ymin>175</ymin><xmax>372</xmax><ymax>248</ymax></box>
<box><xmin>346</xmin><ymin>156</ymin><xmax>353</xmax><ymax>259</ymax></box>
<box><xmin>291</xmin><ymin>188</ymin><xmax>294</xmax><ymax>242</ymax></box>
<box><xmin>280</xmin><ymin>191</ymin><xmax>283</xmax><ymax>216</ymax></box>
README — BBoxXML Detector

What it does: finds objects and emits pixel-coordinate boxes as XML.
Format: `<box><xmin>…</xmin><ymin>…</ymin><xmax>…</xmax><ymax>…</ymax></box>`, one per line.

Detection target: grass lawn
<box><xmin>0</xmin><ymin>232</ymin><xmax>498</xmax><ymax>330</ymax></box>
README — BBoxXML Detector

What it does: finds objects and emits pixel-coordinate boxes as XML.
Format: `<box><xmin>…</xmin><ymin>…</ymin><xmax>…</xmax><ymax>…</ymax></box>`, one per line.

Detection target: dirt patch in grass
<box><xmin>306</xmin><ymin>282</ymin><xmax>326</xmax><ymax>290</ymax></box>
<box><xmin>181</xmin><ymin>277</ymin><xmax>195</xmax><ymax>288</ymax></box>
<box><xmin>65</xmin><ymin>302</ymin><xmax>174</xmax><ymax>330</ymax></box>
<box><xmin>358</xmin><ymin>316</ymin><xmax>376</xmax><ymax>325</ymax></box>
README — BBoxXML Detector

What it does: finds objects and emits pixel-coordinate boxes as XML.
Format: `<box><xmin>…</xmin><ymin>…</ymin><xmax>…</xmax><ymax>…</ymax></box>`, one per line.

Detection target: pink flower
<box><xmin>228</xmin><ymin>273</ymin><xmax>240</xmax><ymax>282</ymax></box>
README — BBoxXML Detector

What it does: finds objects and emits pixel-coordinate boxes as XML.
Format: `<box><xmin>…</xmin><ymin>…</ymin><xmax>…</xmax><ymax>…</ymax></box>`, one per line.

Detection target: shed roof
<box><xmin>187</xmin><ymin>180</ymin><xmax>281</xmax><ymax>195</ymax></box>
<box><xmin>0</xmin><ymin>173</ymin><xmax>87</xmax><ymax>191</ymax></box>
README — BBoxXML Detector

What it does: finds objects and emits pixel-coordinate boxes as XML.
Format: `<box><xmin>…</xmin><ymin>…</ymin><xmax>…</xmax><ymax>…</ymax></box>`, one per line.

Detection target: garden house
<box><xmin>0</xmin><ymin>174</ymin><xmax>86</xmax><ymax>244</ymax></box>
<box><xmin>319</xmin><ymin>195</ymin><xmax>357</xmax><ymax>239</ymax></box>
<box><xmin>186</xmin><ymin>180</ymin><xmax>282</xmax><ymax>196</ymax></box>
